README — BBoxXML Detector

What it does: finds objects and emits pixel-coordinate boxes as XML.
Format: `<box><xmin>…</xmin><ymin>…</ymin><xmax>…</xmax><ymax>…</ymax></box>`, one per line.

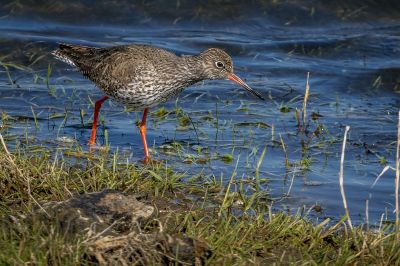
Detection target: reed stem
<box><xmin>339</xmin><ymin>126</ymin><xmax>353</xmax><ymax>230</ymax></box>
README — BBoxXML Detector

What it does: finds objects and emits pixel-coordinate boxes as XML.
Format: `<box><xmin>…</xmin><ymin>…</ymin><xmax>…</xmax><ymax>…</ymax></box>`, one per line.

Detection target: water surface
<box><xmin>1</xmin><ymin>0</ymin><xmax>399</xmax><ymax>225</ymax></box>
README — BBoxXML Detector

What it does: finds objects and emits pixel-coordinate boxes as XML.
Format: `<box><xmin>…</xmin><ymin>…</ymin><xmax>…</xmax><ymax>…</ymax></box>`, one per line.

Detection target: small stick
<box><xmin>302</xmin><ymin>72</ymin><xmax>310</xmax><ymax>128</ymax></box>
<box><xmin>396</xmin><ymin>111</ymin><xmax>400</xmax><ymax>235</ymax></box>
<box><xmin>339</xmin><ymin>126</ymin><xmax>353</xmax><ymax>230</ymax></box>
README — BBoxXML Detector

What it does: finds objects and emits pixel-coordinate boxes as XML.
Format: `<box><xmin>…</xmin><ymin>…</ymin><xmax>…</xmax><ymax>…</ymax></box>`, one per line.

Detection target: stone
<box><xmin>28</xmin><ymin>189</ymin><xmax>211</xmax><ymax>265</ymax></box>
<box><xmin>34</xmin><ymin>189</ymin><xmax>154</xmax><ymax>236</ymax></box>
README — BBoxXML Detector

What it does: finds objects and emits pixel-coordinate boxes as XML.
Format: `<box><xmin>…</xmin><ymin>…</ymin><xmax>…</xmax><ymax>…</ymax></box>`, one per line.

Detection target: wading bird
<box><xmin>53</xmin><ymin>44</ymin><xmax>264</xmax><ymax>163</ymax></box>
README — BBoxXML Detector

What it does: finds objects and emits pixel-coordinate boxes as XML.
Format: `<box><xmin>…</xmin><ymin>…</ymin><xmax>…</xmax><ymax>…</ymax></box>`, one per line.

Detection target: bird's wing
<box><xmin>52</xmin><ymin>44</ymin><xmax>182</xmax><ymax>94</ymax></box>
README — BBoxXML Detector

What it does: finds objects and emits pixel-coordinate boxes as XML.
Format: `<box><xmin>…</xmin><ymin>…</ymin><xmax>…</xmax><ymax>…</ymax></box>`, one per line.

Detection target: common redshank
<box><xmin>53</xmin><ymin>43</ymin><xmax>264</xmax><ymax>163</ymax></box>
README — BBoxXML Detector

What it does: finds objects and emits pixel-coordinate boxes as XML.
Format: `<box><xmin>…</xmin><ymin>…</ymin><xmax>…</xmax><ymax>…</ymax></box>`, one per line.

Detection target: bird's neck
<box><xmin>180</xmin><ymin>55</ymin><xmax>207</xmax><ymax>82</ymax></box>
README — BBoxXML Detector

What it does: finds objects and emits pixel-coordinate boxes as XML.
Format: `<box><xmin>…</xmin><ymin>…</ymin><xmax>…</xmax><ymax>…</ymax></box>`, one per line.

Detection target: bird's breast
<box><xmin>109</xmin><ymin>78</ymin><xmax>189</xmax><ymax>110</ymax></box>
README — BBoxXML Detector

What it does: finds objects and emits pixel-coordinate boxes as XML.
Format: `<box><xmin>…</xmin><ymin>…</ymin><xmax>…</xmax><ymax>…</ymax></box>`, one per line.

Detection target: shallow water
<box><xmin>0</xmin><ymin>0</ymin><xmax>399</xmax><ymax>224</ymax></box>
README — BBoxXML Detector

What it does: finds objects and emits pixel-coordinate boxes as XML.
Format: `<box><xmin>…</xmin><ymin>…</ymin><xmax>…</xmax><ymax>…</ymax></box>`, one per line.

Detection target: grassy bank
<box><xmin>0</xmin><ymin>136</ymin><xmax>399</xmax><ymax>265</ymax></box>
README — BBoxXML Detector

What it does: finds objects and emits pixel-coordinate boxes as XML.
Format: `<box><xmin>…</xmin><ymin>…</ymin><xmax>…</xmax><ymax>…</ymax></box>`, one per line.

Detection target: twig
<box><xmin>396</xmin><ymin>111</ymin><xmax>400</xmax><ymax>234</ymax></box>
<box><xmin>302</xmin><ymin>72</ymin><xmax>310</xmax><ymax>128</ymax></box>
<box><xmin>84</xmin><ymin>219</ymin><xmax>120</xmax><ymax>243</ymax></box>
<box><xmin>339</xmin><ymin>126</ymin><xmax>353</xmax><ymax>229</ymax></box>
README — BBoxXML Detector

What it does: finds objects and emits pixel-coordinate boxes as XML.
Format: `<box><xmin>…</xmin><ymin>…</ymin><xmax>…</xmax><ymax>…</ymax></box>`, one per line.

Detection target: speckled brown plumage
<box><xmin>52</xmin><ymin>43</ymin><xmax>264</xmax><ymax>163</ymax></box>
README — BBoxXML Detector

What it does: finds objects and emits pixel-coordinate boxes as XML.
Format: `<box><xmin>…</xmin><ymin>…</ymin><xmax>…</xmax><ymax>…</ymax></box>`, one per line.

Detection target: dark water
<box><xmin>1</xmin><ymin>0</ymin><xmax>399</xmax><ymax>225</ymax></box>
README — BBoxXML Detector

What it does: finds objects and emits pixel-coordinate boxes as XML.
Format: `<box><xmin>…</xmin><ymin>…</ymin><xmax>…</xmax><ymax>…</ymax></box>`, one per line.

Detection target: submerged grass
<box><xmin>0</xmin><ymin>136</ymin><xmax>399</xmax><ymax>265</ymax></box>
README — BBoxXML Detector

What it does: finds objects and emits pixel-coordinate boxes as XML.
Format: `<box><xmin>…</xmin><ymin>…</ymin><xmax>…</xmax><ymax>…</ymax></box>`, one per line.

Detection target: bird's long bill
<box><xmin>227</xmin><ymin>74</ymin><xmax>265</xmax><ymax>100</ymax></box>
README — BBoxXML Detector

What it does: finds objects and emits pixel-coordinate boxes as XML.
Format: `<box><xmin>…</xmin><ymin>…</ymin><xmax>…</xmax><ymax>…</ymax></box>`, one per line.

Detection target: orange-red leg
<box><xmin>139</xmin><ymin>108</ymin><xmax>150</xmax><ymax>163</ymax></box>
<box><xmin>89</xmin><ymin>96</ymin><xmax>109</xmax><ymax>146</ymax></box>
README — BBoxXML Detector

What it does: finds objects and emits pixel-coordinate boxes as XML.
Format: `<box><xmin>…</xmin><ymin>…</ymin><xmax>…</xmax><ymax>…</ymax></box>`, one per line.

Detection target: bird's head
<box><xmin>199</xmin><ymin>48</ymin><xmax>264</xmax><ymax>100</ymax></box>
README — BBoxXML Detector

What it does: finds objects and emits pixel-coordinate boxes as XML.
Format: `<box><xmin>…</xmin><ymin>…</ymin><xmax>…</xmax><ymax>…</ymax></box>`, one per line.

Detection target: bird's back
<box><xmin>54</xmin><ymin>44</ymin><xmax>175</xmax><ymax>86</ymax></box>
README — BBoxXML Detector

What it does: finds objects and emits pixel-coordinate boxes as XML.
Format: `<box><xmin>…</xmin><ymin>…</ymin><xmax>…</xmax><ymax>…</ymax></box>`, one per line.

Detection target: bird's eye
<box><xmin>215</xmin><ymin>61</ymin><xmax>224</xmax><ymax>69</ymax></box>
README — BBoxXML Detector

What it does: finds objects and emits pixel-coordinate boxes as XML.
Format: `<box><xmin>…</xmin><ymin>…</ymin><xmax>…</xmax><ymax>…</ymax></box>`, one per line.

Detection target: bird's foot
<box><xmin>88</xmin><ymin>142</ymin><xmax>96</xmax><ymax>152</ymax></box>
<box><xmin>141</xmin><ymin>156</ymin><xmax>151</xmax><ymax>164</ymax></box>
<box><xmin>140</xmin><ymin>157</ymin><xmax>164</xmax><ymax>166</ymax></box>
